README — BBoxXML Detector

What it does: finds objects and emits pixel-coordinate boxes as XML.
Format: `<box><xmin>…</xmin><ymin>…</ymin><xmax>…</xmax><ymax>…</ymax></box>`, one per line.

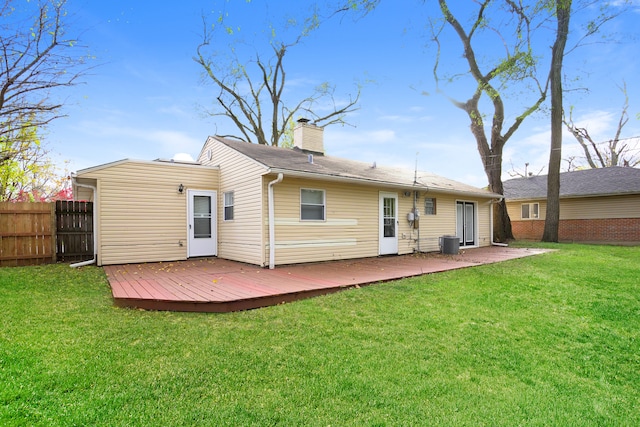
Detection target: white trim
<box><xmin>273</xmin><ymin>238</ymin><xmax>357</xmax><ymax>249</ymax></box>
<box><xmin>76</xmin><ymin>158</ymin><xmax>218</xmax><ymax>175</ymax></box>
<box><xmin>379</xmin><ymin>192</ymin><xmax>399</xmax><ymax>255</ymax></box>
<box><xmin>272</xmin><ymin>218</ymin><xmax>358</xmax><ymax>226</ymax></box>
<box><xmin>521</xmin><ymin>202</ymin><xmax>540</xmax><ymax>219</ymax></box>
<box><xmin>267</xmin><ymin>168</ymin><xmax>501</xmax><ymax>199</ymax></box>
<box><xmin>187</xmin><ymin>189</ymin><xmax>217</xmax><ymax>257</ymax></box>
<box><xmin>268</xmin><ymin>173</ymin><xmax>284</xmax><ymax>269</ymax></box>
<box><xmin>456</xmin><ymin>200</ymin><xmax>478</xmax><ymax>248</ymax></box>
<box><xmin>300</xmin><ymin>188</ymin><xmax>326</xmax><ymax>221</ymax></box>
<box><xmin>204</xmin><ymin>136</ymin><xmax>270</xmax><ymax>170</ymax></box>
<box><xmin>223</xmin><ymin>190</ymin><xmax>235</xmax><ymax>221</ymax></box>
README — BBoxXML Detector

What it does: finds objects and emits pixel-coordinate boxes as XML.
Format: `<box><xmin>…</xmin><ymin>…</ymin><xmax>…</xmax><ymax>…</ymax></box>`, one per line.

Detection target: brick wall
<box><xmin>512</xmin><ymin>220</ymin><xmax>545</xmax><ymax>240</ymax></box>
<box><xmin>512</xmin><ymin>218</ymin><xmax>640</xmax><ymax>242</ymax></box>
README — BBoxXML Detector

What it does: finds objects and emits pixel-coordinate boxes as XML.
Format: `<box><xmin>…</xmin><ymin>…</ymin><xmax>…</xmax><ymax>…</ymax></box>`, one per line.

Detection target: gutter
<box><xmin>266</xmin><ymin>168</ymin><xmax>501</xmax><ymax>200</ymax></box>
<box><xmin>490</xmin><ymin>197</ymin><xmax>509</xmax><ymax>247</ymax></box>
<box><xmin>267</xmin><ymin>173</ymin><xmax>284</xmax><ymax>269</ymax></box>
<box><xmin>69</xmin><ymin>173</ymin><xmax>99</xmax><ymax>267</ymax></box>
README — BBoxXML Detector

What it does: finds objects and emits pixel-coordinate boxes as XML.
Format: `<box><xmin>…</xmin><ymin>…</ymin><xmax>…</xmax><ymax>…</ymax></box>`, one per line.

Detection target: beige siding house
<box><xmin>503</xmin><ymin>167</ymin><xmax>640</xmax><ymax>243</ymax></box>
<box><xmin>73</xmin><ymin>159</ymin><xmax>219</xmax><ymax>266</ymax></box>
<box><xmin>74</xmin><ymin>121</ymin><xmax>502</xmax><ymax>267</ymax></box>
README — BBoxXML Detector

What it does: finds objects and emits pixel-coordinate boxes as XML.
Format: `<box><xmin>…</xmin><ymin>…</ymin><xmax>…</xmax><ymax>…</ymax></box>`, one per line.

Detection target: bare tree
<box><xmin>508</xmin><ymin>162</ymin><xmax>545</xmax><ymax>178</ymax></box>
<box><xmin>194</xmin><ymin>12</ymin><xmax>360</xmax><ymax>147</ymax></box>
<box><xmin>564</xmin><ymin>82</ymin><xmax>639</xmax><ymax>169</ymax></box>
<box><xmin>0</xmin><ymin>0</ymin><xmax>88</xmax><ymax>166</ymax></box>
<box><xmin>543</xmin><ymin>0</ymin><xmax>630</xmax><ymax>241</ymax></box>
<box><xmin>542</xmin><ymin>0</ymin><xmax>572</xmax><ymax>243</ymax></box>
<box><xmin>432</xmin><ymin>0</ymin><xmax>551</xmax><ymax>242</ymax></box>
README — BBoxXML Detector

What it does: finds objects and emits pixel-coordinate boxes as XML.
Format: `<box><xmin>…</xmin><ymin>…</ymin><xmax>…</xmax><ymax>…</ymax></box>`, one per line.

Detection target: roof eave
<box><xmin>506</xmin><ymin>190</ymin><xmax>640</xmax><ymax>201</ymax></box>
<box><xmin>266</xmin><ymin>168</ymin><xmax>500</xmax><ymax>199</ymax></box>
<box><xmin>75</xmin><ymin>158</ymin><xmax>218</xmax><ymax>176</ymax></box>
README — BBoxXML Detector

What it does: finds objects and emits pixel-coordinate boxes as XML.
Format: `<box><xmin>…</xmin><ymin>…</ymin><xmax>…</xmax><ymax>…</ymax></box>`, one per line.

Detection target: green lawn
<box><xmin>1</xmin><ymin>243</ymin><xmax>639</xmax><ymax>426</ymax></box>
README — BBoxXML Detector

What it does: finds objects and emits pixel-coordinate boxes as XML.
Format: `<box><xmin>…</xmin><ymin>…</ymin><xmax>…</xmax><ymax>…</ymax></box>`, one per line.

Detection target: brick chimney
<box><xmin>293</xmin><ymin>118</ymin><xmax>324</xmax><ymax>155</ymax></box>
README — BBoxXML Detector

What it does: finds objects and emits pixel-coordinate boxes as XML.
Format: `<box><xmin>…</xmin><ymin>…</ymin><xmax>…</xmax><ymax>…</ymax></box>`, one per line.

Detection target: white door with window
<box><xmin>379</xmin><ymin>192</ymin><xmax>398</xmax><ymax>255</ymax></box>
<box><xmin>187</xmin><ymin>190</ymin><xmax>217</xmax><ymax>257</ymax></box>
<box><xmin>456</xmin><ymin>201</ymin><xmax>476</xmax><ymax>247</ymax></box>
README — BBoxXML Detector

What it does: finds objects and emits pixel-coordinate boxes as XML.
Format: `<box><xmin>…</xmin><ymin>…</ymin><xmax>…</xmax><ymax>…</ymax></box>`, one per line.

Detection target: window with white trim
<box><xmin>300</xmin><ymin>189</ymin><xmax>325</xmax><ymax>221</ymax></box>
<box><xmin>224</xmin><ymin>191</ymin><xmax>234</xmax><ymax>221</ymax></box>
<box><xmin>521</xmin><ymin>202</ymin><xmax>539</xmax><ymax>219</ymax></box>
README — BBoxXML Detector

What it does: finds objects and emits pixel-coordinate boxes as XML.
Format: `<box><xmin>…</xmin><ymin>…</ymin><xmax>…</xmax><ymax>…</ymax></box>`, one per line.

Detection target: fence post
<box><xmin>51</xmin><ymin>202</ymin><xmax>57</xmax><ymax>263</ymax></box>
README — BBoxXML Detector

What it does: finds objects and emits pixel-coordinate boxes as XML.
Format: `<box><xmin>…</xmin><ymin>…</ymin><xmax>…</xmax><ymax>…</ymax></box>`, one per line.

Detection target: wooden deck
<box><xmin>103</xmin><ymin>246</ymin><xmax>550</xmax><ymax>312</ymax></box>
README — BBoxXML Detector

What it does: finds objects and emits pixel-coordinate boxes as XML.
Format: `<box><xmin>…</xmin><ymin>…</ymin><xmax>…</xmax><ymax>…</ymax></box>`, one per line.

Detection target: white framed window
<box><xmin>224</xmin><ymin>191</ymin><xmax>234</xmax><ymax>221</ymax></box>
<box><xmin>521</xmin><ymin>202</ymin><xmax>539</xmax><ymax>219</ymax></box>
<box><xmin>300</xmin><ymin>189</ymin><xmax>325</xmax><ymax>221</ymax></box>
<box><xmin>424</xmin><ymin>197</ymin><xmax>436</xmax><ymax>215</ymax></box>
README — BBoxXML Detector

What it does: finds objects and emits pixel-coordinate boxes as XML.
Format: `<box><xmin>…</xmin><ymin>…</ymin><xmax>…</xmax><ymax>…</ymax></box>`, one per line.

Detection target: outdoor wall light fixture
<box><xmin>178</xmin><ymin>183</ymin><xmax>184</xmax><ymax>194</ymax></box>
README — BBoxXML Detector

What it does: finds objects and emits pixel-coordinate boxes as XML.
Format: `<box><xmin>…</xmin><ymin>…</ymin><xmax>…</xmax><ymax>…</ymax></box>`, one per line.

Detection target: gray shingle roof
<box><xmin>214</xmin><ymin>137</ymin><xmax>499</xmax><ymax>198</ymax></box>
<box><xmin>503</xmin><ymin>167</ymin><xmax>640</xmax><ymax>200</ymax></box>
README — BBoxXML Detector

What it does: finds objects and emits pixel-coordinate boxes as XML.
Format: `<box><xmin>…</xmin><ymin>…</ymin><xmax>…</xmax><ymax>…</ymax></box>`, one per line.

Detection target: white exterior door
<box><xmin>379</xmin><ymin>192</ymin><xmax>398</xmax><ymax>255</ymax></box>
<box><xmin>187</xmin><ymin>190</ymin><xmax>217</xmax><ymax>257</ymax></box>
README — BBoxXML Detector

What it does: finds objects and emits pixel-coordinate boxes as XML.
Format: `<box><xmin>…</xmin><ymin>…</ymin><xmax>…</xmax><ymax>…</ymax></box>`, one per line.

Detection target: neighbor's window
<box><xmin>300</xmin><ymin>189</ymin><xmax>325</xmax><ymax>221</ymax></box>
<box><xmin>224</xmin><ymin>191</ymin><xmax>234</xmax><ymax>221</ymax></box>
<box><xmin>521</xmin><ymin>202</ymin><xmax>539</xmax><ymax>219</ymax></box>
<box><xmin>424</xmin><ymin>197</ymin><xmax>437</xmax><ymax>215</ymax></box>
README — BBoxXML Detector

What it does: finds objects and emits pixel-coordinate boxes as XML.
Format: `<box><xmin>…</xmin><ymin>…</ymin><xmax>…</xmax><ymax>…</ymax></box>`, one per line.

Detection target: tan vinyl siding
<box><xmin>476</xmin><ymin>200</ymin><xmax>492</xmax><ymax>246</ymax></box>
<box><xmin>262</xmin><ymin>177</ymin><xmax>494</xmax><ymax>265</ymax></box>
<box><xmin>198</xmin><ymin>138</ymin><xmax>267</xmax><ymax>265</ymax></box>
<box><xmin>417</xmin><ymin>195</ymin><xmax>492</xmax><ymax>251</ymax></box>
<box><xmin>507</xmin><ymin>200</ymin><xmax>547</xmax><ymax>220</ymax></box>
<box><xmin>418</xmin><ymin>193</ymin><xmax>457</xmax><ymax>251</ymax></box>
<box><xmin>78</xmin><ymin>161</ymin><xmax>218</xmax><ymax>266</ymax></box>
<box><xmin>507</xmin><ymin>195</ymin><xmax>640</xmax><ymax>221</ymax></box>
<box><xmin>264</xmin><ymin>177</ymin><xmax>380</xmax><ymax>265</ymax></box>
<box><xmin>559</xmin><ymin>195</ymin><xmax>640</xmax><ymax>219</ymax></box>
<box><xmin>74</xmin><ymin>178</ymin><xmax>96</xmax><ymax>201</ymax></box>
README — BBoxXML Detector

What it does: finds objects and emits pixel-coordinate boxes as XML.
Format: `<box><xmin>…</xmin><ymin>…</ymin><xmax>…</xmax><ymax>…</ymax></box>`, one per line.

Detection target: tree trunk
<box><xmin>487</xmin><ymin>160</ymin><xmax>514</xmax><ymax>242</ymax></box>
<box><xmin>542</xmin><ymin>0</ymin><xmax>572</xmax><ymax>242</ymax></box>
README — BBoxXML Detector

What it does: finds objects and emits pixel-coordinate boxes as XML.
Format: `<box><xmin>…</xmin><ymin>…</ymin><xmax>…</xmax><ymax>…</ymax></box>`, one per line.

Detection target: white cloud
<box><xmin>157</xmin><ymin>104</ymin><xmax>192</xmax><ymax>119</ymax></box>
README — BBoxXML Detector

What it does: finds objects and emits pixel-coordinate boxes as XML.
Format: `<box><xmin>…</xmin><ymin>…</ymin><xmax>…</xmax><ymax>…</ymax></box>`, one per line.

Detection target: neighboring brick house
<box><xmin>503</xmin><ymin>167</ymin><xmax>640</xmax><ymax>244</ymax></box>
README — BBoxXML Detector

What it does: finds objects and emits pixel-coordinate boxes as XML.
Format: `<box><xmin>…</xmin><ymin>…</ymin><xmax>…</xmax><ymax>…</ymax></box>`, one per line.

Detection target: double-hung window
<box><xmin>521</xmin><ymin>202</ymin><xmax>539</xmax><ymax>219</ymax></box>
<box><xmin>300</xmin><ymin>189</ymin><xmax>325</xmax><ymax>221</ymax></box>
<box><xmin>224</xmin><ymin>191</ymin><xmax>234</xmax><ymax>221</ymax></box>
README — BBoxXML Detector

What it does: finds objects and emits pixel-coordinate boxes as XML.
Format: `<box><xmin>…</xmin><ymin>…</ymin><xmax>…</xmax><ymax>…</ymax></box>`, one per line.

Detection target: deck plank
<box><xmin>105</xmin><ymin>247</ymin><xmax>551</xmax><ymax>312</ymax></box>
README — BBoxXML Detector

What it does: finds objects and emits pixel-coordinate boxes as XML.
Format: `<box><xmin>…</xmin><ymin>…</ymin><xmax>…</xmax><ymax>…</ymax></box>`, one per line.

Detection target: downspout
<box><xmin>69</xmin><ymin>174</ymin><xmax>99</xmax><ymax>267</ymax></box>
<box><xmin>414</xmin><ymin>190</ymin><xmax>420</xmax><ymax>253</ymax></box>
<box><xmin>267</xmin><ymin>173</ymin><xmax>284</xmax><ymax>269</ymax></box>
<box><xmin>490</xmin><ymin>197</ymin><xmax>509</xmax><ymax>247</ymax></box>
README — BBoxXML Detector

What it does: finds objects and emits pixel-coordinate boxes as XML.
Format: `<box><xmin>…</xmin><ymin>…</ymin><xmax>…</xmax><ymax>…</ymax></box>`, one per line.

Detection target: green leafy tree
<box><xmin>0</xmin><ymin>116</ymin><xmax>67</xmax><ymax>201</ymax></box>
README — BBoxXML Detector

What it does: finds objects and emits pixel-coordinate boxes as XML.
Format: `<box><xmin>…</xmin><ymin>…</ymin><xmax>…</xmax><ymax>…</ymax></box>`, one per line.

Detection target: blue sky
<box><xmin>49</xmin><ymin>0</ymin><xmax>640</xmax><ymax>187</ymax></box>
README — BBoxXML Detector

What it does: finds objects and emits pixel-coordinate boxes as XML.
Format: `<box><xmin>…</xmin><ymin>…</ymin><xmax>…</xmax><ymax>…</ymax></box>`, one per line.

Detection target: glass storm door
<box><xmin>456</xmin><ymin>201</ymin><xmax>476</xmax><ymax>247</ymax></box>
<box><xmin>187</xmin><ymin>190</ymin><xmax>217</xmax><ymax>257</ymax></box>
<box><xmin>379</xmin><ymin>192</ymin><xmax>398</xmax><ymax>255</ymax></box>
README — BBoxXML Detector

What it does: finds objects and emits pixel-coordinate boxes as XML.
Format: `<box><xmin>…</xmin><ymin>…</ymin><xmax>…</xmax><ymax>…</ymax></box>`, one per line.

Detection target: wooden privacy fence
<box><xmin>0</xmin><ymin>202</ymin><xmax>55</xmax><ymax>267</ymax></box>
<box><xmin>56</xmin><ymin>201</ymin><xmax>93</xmax><ymax>263</ymax></box>
<box><xmin>0</xmin><ymin>201</ymin><xmax>93</xmax><ymax>267</ymax></box>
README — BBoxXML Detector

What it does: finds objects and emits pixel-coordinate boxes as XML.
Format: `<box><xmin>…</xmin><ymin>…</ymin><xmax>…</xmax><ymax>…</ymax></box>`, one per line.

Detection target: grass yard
<box><xmin>1</xmin><ymin>243</ymin><xmax>639</xmax><ymax>426</ymax></box>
